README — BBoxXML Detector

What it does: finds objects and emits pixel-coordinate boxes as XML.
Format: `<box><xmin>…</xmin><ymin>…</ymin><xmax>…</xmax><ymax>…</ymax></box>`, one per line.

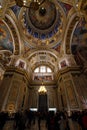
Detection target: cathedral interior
<box><xmin>0</xmin><ymin>0</ymin><xmax>87</xmax><ymax>115</ymax></box>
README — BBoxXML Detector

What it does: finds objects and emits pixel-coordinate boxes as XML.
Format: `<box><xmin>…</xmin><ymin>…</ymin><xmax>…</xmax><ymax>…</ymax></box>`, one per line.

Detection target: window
<box><xmin>34</xmin><ymin>66</ymin><xmax>52</xmax><ymax>73</ymax></box>
<box><xmin>33</xmin><ymin>66</ymin><xmax>53</xmax><ymax>81</ymax></box>
<box><xmin>47</xmin><ymin>67</ymin><xmax>52</xmax><ymax>72</ymax></box>
<box><xmin>34</xmin><ymin>68</ymin><xmax>39</xmax><ymax>73</ymax></box>
<box><xmin>40</xmin><ymin>66</ymin><xmax>46</xmax><ymax>73</ymax></box>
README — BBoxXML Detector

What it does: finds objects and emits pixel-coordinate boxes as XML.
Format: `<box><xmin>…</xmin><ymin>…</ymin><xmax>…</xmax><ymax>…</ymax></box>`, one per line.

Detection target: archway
<box><xmin>38</xmin><ymin>85</ymin><xmax>48</xmax><ymax>112</ymax></box>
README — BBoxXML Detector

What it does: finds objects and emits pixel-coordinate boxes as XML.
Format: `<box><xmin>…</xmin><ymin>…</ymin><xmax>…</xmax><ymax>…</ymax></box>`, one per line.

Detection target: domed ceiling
<box><xmin>0</xmin><ymin>0</ymin><xmax>87</xmax><ymax>74</ymax></box>
<box><xmin>8</xmin><ymin>0</ymin><xmax>74</xmax><ymax>53</ymax></box>
<box><xmin>18</xmin><ymin>0</ymin><xmax>65</xmax><ymax>48</ymax></box>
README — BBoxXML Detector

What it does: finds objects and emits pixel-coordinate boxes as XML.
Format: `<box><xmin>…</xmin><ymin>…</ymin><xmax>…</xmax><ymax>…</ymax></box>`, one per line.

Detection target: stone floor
<box><xmin>3</xmin><ymin>119</ymin><xmax>47</xmax><ymax>130</ymax></box>
<box><xmin>3</xmin><ymin>117</ymin><xmax>80</xmax><ymax>130</ymax></box>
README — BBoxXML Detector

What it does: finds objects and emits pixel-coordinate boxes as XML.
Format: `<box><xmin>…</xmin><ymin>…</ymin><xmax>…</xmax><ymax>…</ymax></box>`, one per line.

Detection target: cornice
<box><xmin>56</xmin><ymin>66</ymin><xmax>81</xmax><ymax>82</ymax></box>
<box><xmin>5</xmin><ymin>66</ymin><xmax>29</xmax><ymax>82</ymax></box>
<box><xmin>29</xmin><ymin>80</ymin><xmax>56</xmax><ymax>87</ymax></box>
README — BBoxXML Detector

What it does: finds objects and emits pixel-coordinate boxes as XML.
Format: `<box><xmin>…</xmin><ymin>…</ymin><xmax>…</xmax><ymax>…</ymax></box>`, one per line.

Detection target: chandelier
<box><xmin>38</xmin><ymin>82</ymin><xmax>47</xmax><ymax>94</ymax></box>
<box><xmin>15</xmin><ymin>0</ymin><xmax>45</xmax><ymax>10</ymax></box>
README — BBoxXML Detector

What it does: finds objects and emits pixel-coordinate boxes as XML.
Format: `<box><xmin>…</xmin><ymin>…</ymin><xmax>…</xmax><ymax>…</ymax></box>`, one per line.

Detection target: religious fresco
<box><xmin>72</xmin><ymin>17</ymin><xmax>87</xmax><ymax>48</ymax></box>
<box><xmin>34</xmin><ymin>75</ymin><xmax>53</xmax><ymax>81</ymax></box>
<box><xmin>71</xmin><ymin>17</ymin><xmax>87</xmax><ymax>62</ymax></box>
<box><xmin>60</xmin><ymin>60</ymin><xmax>67</xmax><ymax>68</ymax></box>
<box><xmin>19</xmin><ymin>0</ymin><xmax>64</xmax><ymax>47</ymax></box>
<box><xmin>18</xmin><ymin>60</ymin><xmax>25</xmax><ymax>68</ymax></box>
<box><xmin>5</xmin><ymin>17</ymin><xmax>20</xmax><ymax>55</ymax></box>
<box><xmin>23</xmin><ymin>2</ymin><xmax>62</xmax><ymax>40</ymax></box>
<box><xmin>0</xmin><ymin>20</ymin><xmax>13</xmax><ymax>52</ymax></box>
<box><xmin>15</xmin><ymin>59</ymin><xmax>26</xmax><ymax>69</ymax></box>
<box><xmin>29</xmin><ymin>1</ymin><xmax>56</xmax><ymax>30</ymax></box>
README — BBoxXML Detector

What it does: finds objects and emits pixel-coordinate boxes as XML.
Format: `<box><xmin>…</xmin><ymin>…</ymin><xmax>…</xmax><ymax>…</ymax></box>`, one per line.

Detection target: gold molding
<box><xmin>65</xmin><ymin>16</ymin><xmax>79</xmax><ymax>54</ymax></box>
<box><xmin>5</xmin><ymin>66</ymin><xmax>29</xmax><ymax>82</ymax></box>
<box><xmin>56</xmin><ymin>66</ymin><xmax>81</xmax><ymax>82</ymax></box>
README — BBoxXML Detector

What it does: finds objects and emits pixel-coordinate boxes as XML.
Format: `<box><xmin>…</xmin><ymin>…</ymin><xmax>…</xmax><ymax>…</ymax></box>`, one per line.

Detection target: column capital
<box><xmin>5</xmin><ymin>66</ymin><xmax>29</xmax><ymax>82</ymax></box>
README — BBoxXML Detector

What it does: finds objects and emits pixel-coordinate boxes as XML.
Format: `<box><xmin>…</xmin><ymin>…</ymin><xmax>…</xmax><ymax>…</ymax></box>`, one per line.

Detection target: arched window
<box><xmin>34</xmin><ymin>66</ymin><xmax>52</xmax><ymax>73</ymax></box>
<box><xmin>33</xmin><ymin>66</ymin><xmax>53</xmax><ymax>81</ymax></box>
<box><xmin>34</xmin><ymin>68</ymin><xmax>39</xmax><ymax>73</ymax></box>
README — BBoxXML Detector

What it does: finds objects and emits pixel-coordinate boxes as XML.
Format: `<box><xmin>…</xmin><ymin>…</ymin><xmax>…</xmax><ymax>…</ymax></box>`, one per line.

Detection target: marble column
<box><xmin>0</xmin><ymin>66</ymin><xmax>29</xmax><ymax>112</ymax></box>
<box><xmin>57</xmin><ymin>66</ymin><xmax>82</xmax><ymax>114</ymax></box>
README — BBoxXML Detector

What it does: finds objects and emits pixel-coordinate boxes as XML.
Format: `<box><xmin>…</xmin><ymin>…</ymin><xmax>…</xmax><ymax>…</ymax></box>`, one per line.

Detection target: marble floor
<box><xmin>3</xmin><ymin>117</ymin><xmax>80</xmax><ymax>130</ymax></box>
<box><xmin>3</xmin><ymin>119</ymin><xmax>48</xmax><ymax>130</ymax></box>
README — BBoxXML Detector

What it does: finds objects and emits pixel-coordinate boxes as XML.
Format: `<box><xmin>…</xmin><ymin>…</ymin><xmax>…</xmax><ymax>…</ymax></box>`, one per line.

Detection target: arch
<box><xmin>64</xmin><ymin>14</ymin><xmax>79</xmax><ymax>54</ymax></box>
<box><xmin>5</xmin><ymin>10</ymin><xmax>21</xmax><ymax>55</ymax></box>
<box><xmin>27</xmin><ymin>50</ymin><xmax>58</xmax><ymax>72</ymax></box>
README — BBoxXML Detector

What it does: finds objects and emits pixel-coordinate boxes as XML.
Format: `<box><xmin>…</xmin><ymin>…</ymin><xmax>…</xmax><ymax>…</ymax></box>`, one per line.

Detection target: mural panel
<box><xmin>71</xmin><ymin>17</ymin><xmax>87</xmax><ymax>53</ymax></box>
<box><xmin>34</xmin><ymin>75</ymin><xmax>53</xmax><ymax>81</ymax></box>
<box><xmin>60</xmin><ymin>60</ymin><xmax>67</xmax><ymax>68</ymax></box>
<box><xmin>0</xmin><ymin>20</ymin><xmax>13</xmax><ymax>52</ymax></box>
<box><xmin>71</xmin><ymin>17</ymin><xmax>87</xmax><ymax>63</ymax></box>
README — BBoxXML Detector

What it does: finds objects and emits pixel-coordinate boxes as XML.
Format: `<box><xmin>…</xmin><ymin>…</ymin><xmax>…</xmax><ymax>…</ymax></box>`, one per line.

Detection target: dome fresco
<box><xmin>28</xmin><ymin>1</ymin><xmax>56</xmax><ymax>30</ymax></box>
<box><xmin>9</xmin><ymin>0</ymin><xmax>74</xmax><ymax>50</ymax></box>
<box><xmin>5</xmin><ymin>0</ymin><xmax>86</xmax><ymax>56</ymax></box>
<box><xmin>0</xmin><ymin>0</ymin><xmax>87</xmax><ymax>77</ymax></box>
<box><xmin>19</xmin><ymin>0</ymin><xmax>64</xmax><ymax>47</ymax></box>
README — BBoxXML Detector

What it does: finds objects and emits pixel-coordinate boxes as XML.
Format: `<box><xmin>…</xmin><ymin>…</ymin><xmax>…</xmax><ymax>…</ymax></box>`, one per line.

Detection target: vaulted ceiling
<box><xmin>0</xmin><ymin>0</ymin><xmax>87</xmax><ymax>79</ymax></box>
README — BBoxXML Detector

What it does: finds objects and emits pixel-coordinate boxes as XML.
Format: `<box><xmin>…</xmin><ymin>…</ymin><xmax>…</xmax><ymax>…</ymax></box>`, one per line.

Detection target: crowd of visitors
<box><xmin>13</xmin><ymin>110</ymin><xmax>70</xmax><ymax>130</ymax></box>
<box><xmin>0</xmin><ymin>111</ymin><xmax>8</xmax><ymax>130</ymax></box>
<box><xmin>0</xmin><ymin>109</ymin><xmax>87</xmax><ymax>130</ymax></box>
<box><xmin>71</xmin><ymin>110</ymin><xmax>87</xmax><ymax>130</ymax></box>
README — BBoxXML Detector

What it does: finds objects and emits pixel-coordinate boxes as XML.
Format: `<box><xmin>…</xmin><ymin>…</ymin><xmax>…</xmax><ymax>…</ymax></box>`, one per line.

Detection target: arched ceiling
<box><xmin>0</xmin><ymin>0</ymin><xmax>87</xmax><ymax>74</ymax></box>
<box><xmin>18</xmin><ymin>0</ymin><xmax>65</xmax><ymax>48</ymax></box>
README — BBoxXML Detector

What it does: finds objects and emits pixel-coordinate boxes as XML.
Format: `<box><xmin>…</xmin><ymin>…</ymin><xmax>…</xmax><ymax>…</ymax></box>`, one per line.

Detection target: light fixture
<box><xmin>38</xmin><ymin>82</ymin><xmax>47</xmax><ymax>94</ymax></box>
<box><xmin>0</xmin><ymin>3</ymin><xmax>2</xmax><ymax>9</ymax></box>
<box><xmin>15</xmin><ymin>0</ymin><xmax>45</xmax><ymax>10</ymax></box>
<box><xmin>38</xmin><ymin>72</ymin><xmax>47</xmax><ymax>94</ymax></box>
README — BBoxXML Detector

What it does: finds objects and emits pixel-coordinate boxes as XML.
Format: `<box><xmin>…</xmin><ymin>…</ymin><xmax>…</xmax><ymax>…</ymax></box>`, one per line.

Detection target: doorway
<box><xmin>38</xmin><ymin>93</ymin><xmax>48</xmax><ymax>112</ymax></box>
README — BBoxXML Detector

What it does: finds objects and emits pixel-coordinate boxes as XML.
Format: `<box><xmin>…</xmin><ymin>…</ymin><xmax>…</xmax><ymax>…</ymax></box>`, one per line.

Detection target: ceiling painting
<box><xmin>18</xmin><ymin>0</ymin><xmax>64</xmax><ymax>48</ymax></box>
<box><xmin>23</xmin><ymin>1</ymin><xmax>62</xmax><ymax>39</ymax></box>
<box><xmin>5</xmin><ymin>17</ymin><xmax>20</xmax><ymax>55</ymax></box>
<box><xmin>0</xmin><ymin>20</ymin><xmax>13</xmax><ymax>52</ymax></box>
<box><xmin>71</xmin><ymin>17</ymin><xmax>87</xmax><ymax>54</ymax></box>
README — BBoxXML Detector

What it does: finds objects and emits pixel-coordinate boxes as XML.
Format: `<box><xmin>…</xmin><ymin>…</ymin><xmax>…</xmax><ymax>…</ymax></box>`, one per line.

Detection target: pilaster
<box><xmin>0</xmin><ymin>66</ymin><xmax>29</xmax><ymax>112</ymax></box>
<box><xmin>56</xmin><ymin>66</ymin><xmax>83</xmax><ymax>114</ymax></box>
